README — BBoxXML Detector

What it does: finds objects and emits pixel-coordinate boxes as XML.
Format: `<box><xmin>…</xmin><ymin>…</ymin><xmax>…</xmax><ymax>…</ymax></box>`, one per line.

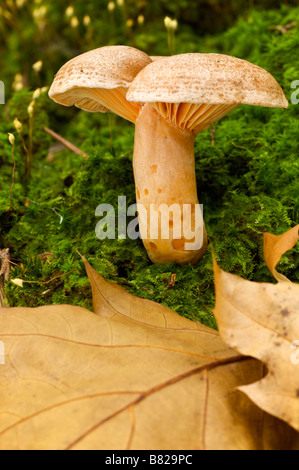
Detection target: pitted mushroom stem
<box><xmin>133</xmin><ymin>103</ymin><xmax>207</xmax><ymax>265</ymax></box>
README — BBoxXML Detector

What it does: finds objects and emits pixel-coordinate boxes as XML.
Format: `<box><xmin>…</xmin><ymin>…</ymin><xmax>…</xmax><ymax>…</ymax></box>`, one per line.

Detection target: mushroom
<box><xmin>48</xmin><ymin>46</ymin><xmax>151</xmax><ymax>121</ymax></box>
<box><xmin>49</xmin><ymin>48</ymin><xmax>288</xmax><ymax>266</ymax></box>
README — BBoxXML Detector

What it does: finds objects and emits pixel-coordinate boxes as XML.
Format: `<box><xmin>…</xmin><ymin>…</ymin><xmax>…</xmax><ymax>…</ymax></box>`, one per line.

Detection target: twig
<box><xmin>9</xmin><ymin>142</ymin><xmax>16</xmax><ymax>213</ymax></box>
<box><xmin>44</xmin><ymin>127</ymin><xmax>89</xmax><ymax>160</ymax></box>
<box><xmin>269</xmin><ymin>22</ymin><xmax>297</xmax><ymax>34</ymax></box>
<box><xmin>40</xmin><ymin>281</ymin><xmax>64</xmax><ymax>296</ymax></box>
<box><xmin>0</xmin><ymin>251</ymin><xmax>21</xmax><ymax>270</ymax></box>
<box><xmin>17</xmin><ymin>269</ymin><xmax>83</xmax><ymax>286</ymax></box>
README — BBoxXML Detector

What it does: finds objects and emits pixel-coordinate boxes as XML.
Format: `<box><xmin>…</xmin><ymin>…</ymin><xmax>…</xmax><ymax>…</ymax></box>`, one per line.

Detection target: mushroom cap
<box><xmin>49</xmin><ymin>45</ymin><xmax>152</xmax><ymax>111</ymax></box>
<box><xmin>150</xmin><ymin>56</ymin><xmax>168</xmax><ymax>62</ymax></box>
<box><xmin>127</xmin><ymin>53</ymin><xmax>288</xmax><ymax>109</ymax></box>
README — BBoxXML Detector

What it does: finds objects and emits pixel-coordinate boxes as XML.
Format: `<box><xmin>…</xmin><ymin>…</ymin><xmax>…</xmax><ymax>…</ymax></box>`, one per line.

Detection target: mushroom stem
<box><xmin>133</xmin><ymin>103</ymin><xmax>208</xmax><ymax>265</ymax></box>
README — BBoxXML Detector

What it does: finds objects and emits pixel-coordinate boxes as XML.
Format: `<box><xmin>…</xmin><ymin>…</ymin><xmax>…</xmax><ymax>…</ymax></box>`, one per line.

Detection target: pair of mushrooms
<box><xmin>49</xmin><ymin>46</ymin><xmax>288</xmax><ymax>265</ymax></box>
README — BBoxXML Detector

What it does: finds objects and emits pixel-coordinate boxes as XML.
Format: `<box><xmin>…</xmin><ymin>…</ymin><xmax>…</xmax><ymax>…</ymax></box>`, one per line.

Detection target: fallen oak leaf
<box><xmin>263</xmin><ymin>225</ymin><xmax>299</xmax><ymax>282</ymax></box>
<box><xmin>83</xmin><ymin>253</ymin><xmax>194</xmax><ymax>325</ymax></box>
<box><xmin>1</xmin><ymin>259</ymin><xmax>296</xmax><ymax>450</ymax></box>
<box><xmin>213</xmin><ymin>257</ymin><xmax>299</xmax><ymax>433</ymax></box>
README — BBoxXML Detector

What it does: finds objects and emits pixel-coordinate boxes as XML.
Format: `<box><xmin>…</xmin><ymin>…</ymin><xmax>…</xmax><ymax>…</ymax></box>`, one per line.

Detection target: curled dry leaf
<box><xmin>214</xmin><ymin>257</ymin><xmax>299</xmax><ymax>433</ymax></box>
<box><xmin>0</xmin><ymin>258</ymin><xmax>296</xmax><ymax>450</ymax></box>
<box><xmin>263</xmin><ymin>225</ymin><xmax>299</xmax><ymax>282</ymax></box>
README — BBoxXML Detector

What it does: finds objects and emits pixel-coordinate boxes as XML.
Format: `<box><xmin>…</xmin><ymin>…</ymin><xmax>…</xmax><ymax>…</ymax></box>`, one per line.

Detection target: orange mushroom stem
<box><xmin>133</xmin><ymin>103</ymin><xmax>207</xmax><ymax>264</ymax></box>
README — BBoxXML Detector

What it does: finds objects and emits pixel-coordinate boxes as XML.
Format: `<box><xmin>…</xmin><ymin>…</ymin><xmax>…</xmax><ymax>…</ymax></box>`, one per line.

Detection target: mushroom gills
<box><xmin>54</xmin><ymin>86</ymin><xmax>142</xmax><ymax>123</ymax></box>
<box><xmin>152</xmin><ymin>102</ymin><xmax>238</xmax><ymax>133</ymax></box>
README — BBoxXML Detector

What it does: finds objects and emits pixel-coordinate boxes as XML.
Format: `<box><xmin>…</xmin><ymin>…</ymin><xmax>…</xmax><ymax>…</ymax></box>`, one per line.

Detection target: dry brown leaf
<box><xmin>214</xmin><ymin>258</ymin><xmax>299</xmax><ymax>433</ymax></box>
<box><xmin>263</xmin><ymin>225</ymin><xmax>299</xmax><ymax>282</ymax></box>
<box><xmin>0</xmin><ymin>258</ymin><xmax>296</xmax><ymax>450</ymax></box>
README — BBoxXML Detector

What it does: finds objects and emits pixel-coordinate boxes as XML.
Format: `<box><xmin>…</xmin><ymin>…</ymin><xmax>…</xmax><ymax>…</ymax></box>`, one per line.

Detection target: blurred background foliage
<box><xmin>0</xmin><ymin>0</ymin><xmax>298</xmax><ymax>102</ymax></box>
<box><xmin>0</xmin><ymin>0</ymin><xmax>299</xmax><ymax>327</ymax></box>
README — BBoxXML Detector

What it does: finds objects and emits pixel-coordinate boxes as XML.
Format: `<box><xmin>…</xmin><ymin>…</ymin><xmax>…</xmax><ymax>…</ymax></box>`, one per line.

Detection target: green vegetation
<box><xmin>0</xmin><ymin>1</ymin><xmax>298</xmax><ymax>329</ymax></box>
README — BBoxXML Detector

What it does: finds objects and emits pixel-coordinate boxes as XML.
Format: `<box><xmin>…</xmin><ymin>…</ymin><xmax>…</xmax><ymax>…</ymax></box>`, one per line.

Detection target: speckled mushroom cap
<box><xmin>49</xmin><ymin>45</ymin><xmax>152</xmax><ymax>122</ymax></box>
<box><xmin>150</xmin><ymin>56</ymin><xmax>168</xmax><ymax>61</ymax></box>
<box><xmin>127</xmin><ymin>53</ymin><xmax>288</xmax><ymax>133</ymax></box>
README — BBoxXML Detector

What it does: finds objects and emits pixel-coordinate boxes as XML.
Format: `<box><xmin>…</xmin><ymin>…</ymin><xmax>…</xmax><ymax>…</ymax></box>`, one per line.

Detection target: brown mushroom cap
<box><xmin>49</xmin><ymin>45</ymin><xmax>152</xmax><ymax>122</ymax></box>
<box><xmin>150</xmin><ymin>56</ymin><xmax>168</xmax><ymax>62</ymax></box>
<box><xmin>127</xmin><ymin>53</ymin><xmax>288</xmax><ymax>133</ymax></box>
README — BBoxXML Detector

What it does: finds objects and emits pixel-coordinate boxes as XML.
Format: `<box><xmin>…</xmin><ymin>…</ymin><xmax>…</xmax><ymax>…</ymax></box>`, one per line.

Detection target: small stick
<box><xmin>269</xmin><ymin>22</ymin><xmax>297</xmax><ymax>34</ymax></box>
<box><xmin>15</xmin><ymin>269</ymin><xmax>82</xmax><ymax>286</ymax></box>
<box><xmin>44</xmin><ymin>127</ymin><xmax>89</xmax><ymax>159</ymax></box>
<box><xmin>9</xmin><ymin>141</ymin><xmax>16</xmax><ymax>212</ymax></box>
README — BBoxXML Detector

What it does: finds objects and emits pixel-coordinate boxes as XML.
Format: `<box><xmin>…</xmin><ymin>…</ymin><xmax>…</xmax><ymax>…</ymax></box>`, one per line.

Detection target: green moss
<box><xmin>1</xmin><ymin>5</ymin><xmax>299</xmax><ymax>328</ymax></box>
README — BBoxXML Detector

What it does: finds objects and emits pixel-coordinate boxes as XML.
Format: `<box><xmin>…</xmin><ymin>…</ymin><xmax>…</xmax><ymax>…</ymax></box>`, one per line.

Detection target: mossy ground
<box><xmin>0</xmin><ymin>5</ymin><xmax>298</xmax><ymax>329</ymax></box>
